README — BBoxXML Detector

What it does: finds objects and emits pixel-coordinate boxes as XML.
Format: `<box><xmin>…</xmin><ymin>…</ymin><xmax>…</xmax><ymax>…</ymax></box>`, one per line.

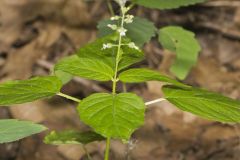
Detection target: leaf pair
<box><xmin>72</xmin><ymin>68</ymin><xmax>188</xmax><ymax>140</ymax></box>
<box><xmin>55</xmin><ymin>35</ymin><xmax>145</xmax><ymax>82</ymax></box>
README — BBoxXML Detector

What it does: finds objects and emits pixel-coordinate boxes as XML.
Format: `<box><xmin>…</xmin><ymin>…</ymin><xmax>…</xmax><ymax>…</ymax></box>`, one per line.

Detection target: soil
<box><xmin>0</xmin><ymin>0</ymin><xmax>240</xmax><ymax>159</ymax></box>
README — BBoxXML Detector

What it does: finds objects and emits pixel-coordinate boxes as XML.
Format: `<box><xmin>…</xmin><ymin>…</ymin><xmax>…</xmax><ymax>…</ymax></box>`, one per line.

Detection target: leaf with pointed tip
<box><xmin>54</xmin><ymin>55</ymin><xmax>114</xmax><ymax>81</ymax></box>
<box><xmin>119</xmin><ymin>68</ymin><xmax>188</xmax><ymax>87</ymax></box>
<box><xmin>77</xmin><ymin>35</ymin><xmax>144</xmax><ymax>71</ymax></box>
<box><xmin>0</xmin><ymin>76</ymin><xmax>62</xmax><ymax>106</ymax></box>
<box><xmin>98</xmin><ymin>17</ymin><xmax>156</xmax><ymax>46</ymax></box>
<box><xmin>158</xmin><ymin>26</ymin><xmax>201</xmax><ymax>80</ymax></box>
<box><xmin>78</xmin><ymin>93</ymin><xmax>145</xmax><ymax>140</ymax></box>
<box><xmin>132</xmin><ymin>0</ymin><xmax>206</xmax><ymax>9</ymax></box>
<box><xmin>44</xmin><ymin>130</ymin><xmax>105</xmax><ymax>145</ymax></box>
<box><xmin>162</xmin><ymin>85</ymin><xmax>240</xmax><ymax>122</ymax></box>
<box><xmin>0</xmin><ymin>119</ymin><xmax>47</xmax><ymax>143</ymax></box>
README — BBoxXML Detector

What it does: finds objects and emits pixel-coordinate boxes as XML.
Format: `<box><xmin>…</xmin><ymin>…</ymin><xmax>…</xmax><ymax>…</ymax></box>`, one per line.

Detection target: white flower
<box><xmin>107</xmin><ymin>24</ymin><xmax>118</xmax><ymax>30</ymax></box>
<box><xmin>118</xmin><ymin>27</ymin><xmax>127</xmax><ymax>36</ymax></box>
<box><xmin>102</xmin><ymin>43</ymin><xmax>113</xmax><ymax>50</ymax></box>
<box><xmin>121</xmin><ymin>7</ymin><xmax>130</xmax><ymax>14</ymax></box>
<box><xmin>128</xmin><ymin>42</ymin><xmax>139</xmax><ymax>50</ymax></box>
<box><xmin>125</xmin><ymin>15</ymin><xmax>134</xmax><ymax>23</ymax></box>
<box><xmin>111</xmin><ymin>16</ymin><xmax>120</xmax><ymax>21</ymax></box>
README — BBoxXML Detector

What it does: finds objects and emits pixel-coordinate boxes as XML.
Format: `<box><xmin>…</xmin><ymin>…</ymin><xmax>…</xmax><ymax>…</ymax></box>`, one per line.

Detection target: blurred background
<box><xmin>0</xmin><ymin>0</ymin><xmax>240</xmax><ymax>159</ymax></box>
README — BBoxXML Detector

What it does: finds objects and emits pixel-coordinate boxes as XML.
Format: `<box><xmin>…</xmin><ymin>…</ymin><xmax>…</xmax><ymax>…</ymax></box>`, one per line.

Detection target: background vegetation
<box><xmin>0</xmin><ymin>0</ymin><xmax>240</xmax><ymax>159</ymax></box>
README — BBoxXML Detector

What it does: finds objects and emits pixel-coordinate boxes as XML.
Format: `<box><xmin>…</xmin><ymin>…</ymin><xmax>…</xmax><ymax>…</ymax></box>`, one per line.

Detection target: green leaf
<box><xmin>0</xmin><ymin>119</ymin><xmax>47</xmax><ymax>143</ymax></box>
<box><xmin>119</xmin><ymin>68</ymin><xmax>188</xmax><ymax>87</ymax></box>
<box><xmin>162</xmin><ymin>85</ymin><xmax>240</xmax><ymax>122</ymax></box>
<box><xmin>158</xmin><ymin>26</ymin><xmax>201</xmax><ymax>80</ymax></box>
<box><xmin>44</xmin><ymin>130</ymin><xmax>105</xmax><ymax>145</ymax></box>
<box><xmin>0</xmin><ymin>76</ymin><xmax>62</xmax><ymax>105</ymax></box>
<box><xmin>132</xmin><ymin>0</ymin><xmax>206</xmax><ymax>9</ymax></box>
<box><xmin>78</xmin><ymin>93</ymin><xmax>145</xmax><ymax>140</ymax></box>
<box><xmin>54</xmin><ymin>70</ymin><xmax>73</xmax><ymax>84</ymax></box>
<box><xmin>54</xmin><ymin>55</ymin><xmax>114</xmax><ymax>81</ymax></box>
<box><xmin>77</xmin><ymin>35</ymin><xmax>144</xmax><ymax>71</ymax></box>
<box><xmin>98</xmin><ymin>17</ymin><xmax>157</xmax><ymax>46</ymax></box>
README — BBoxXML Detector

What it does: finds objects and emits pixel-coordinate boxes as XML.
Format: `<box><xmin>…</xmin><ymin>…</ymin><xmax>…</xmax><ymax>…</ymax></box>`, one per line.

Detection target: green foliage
<box><xmin>163</xmin><ymin>85</ymin><xmax>240</xmax><ymax>122</ymax></box>
<box><xmin>78</xmin><ymin>93</ymin><xmax>145</xmax><ymax>140</ymax></box>
<box><xmin>158</xmin><ymin>26</ymin><xmax>201</xmax><ymax>80</ymax></box>
<box><xmin>77</xmin><ymin>35</ymin><xmax>144</xmax><ymax>71</ymax></box>
<box><xmin>0</xmin><ymin>119</ymin><xmax>47</xmax><ymax>143</ymax></box>
<box><xmin>44</xmin><ymin>130</ymin><xmax>105</xmax><ymax>145</ymax></box>
<box><xmin>54</xmin><ymin>70</ymin><xmax>73</xmax><ymax>84</ymax></box>
<box><xmin>119</xmin><ymin>68</ymin><xmax>188</xmax><ymax>87</ymax></box>
<box><xmin>2</xmin><ymin>2</ymin><xmax>240</xmax><ymax>160</ymax></box>
<box><xmin>0</xmin><ymin>76</ymin><xmax>62</xmax><ymax>105</ymax></box>
<box><xmin>98</xmin><ymin>17</ymin><xmax>156</xmax><ymax>46</ymax></box>
<box><xmin>132</xmin><ymin>0</ymin><xmax>206</xmax><ymax>9</ymax></box>
<box><xmin>55</xmin><ymin>55</ymin><xmax>114</xmax><ymax>81</ymax></box>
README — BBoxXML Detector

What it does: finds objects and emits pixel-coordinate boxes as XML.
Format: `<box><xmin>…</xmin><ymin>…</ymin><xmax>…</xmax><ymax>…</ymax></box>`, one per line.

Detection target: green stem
<box><xmin>104</xmin><ymin>137</ymin><xmax>111</xmax><ymax>160</ymax></box>
<box><xmin>112</xmin><ymin>7</ymin><xmax>126</xmax><ymax>94</ymax></box>
<box><xmin>106</xmin><ymin>5</ymin><xmax>128</xmax><ymax>160</ymax></box>
<box><xmin>112</xmin><ymin>79</ymin><xmax>117</xmax><ymax>94</ymax></box>
<box><xmin>107</xmin><ymin>0</ymin><xmax>115</xmax><ymax>16</ymax></box>
<box><xmin>57</xmin><ymin>92</ymin><xmax>81</xmax><ymax>103</ymax></box>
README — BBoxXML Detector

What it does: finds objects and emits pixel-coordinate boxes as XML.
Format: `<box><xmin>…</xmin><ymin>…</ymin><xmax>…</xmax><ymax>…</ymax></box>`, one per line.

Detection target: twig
<box><xmin>196</xmin><ymin>22</ymin><xmax>240</xmax><ymax>40</ymax></box>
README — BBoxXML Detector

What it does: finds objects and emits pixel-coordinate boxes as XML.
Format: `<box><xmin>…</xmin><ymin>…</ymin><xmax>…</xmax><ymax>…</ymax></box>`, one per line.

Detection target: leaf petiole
<box><xmin>57</xmin><ymin>92</ymin><xmax>81</xmax><ymax>103</ymax></box>
<box><xmin>145</xmin><ymin>98</ymin><xmax>166</xmax><ymax>106</ymax></box>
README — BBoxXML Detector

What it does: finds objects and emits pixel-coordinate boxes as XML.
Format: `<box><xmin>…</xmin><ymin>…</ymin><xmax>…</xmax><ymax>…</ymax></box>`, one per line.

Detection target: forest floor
<box><xmin>0</xmin><ymin>0</ymin><xmax>240</xmax><ymax>160</ymax></box>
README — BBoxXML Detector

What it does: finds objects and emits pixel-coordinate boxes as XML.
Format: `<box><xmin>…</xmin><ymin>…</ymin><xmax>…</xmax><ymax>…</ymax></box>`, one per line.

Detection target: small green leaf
<box><xmin>77</xmin><ymin>35</ymin><xmax>144</xmax><ymax>71</ymax></box>
<box><xmin>98</xmin><ymin>17</ymin><xmax>157</xmax><ymax>46</ymax></box>
<box><xmin>44</xmin><ymin>130</ymin><xmax>105</xmax><ymax>145</ymax></box>
<box><xmin>54</xmin><ymin>55</ymin><xmax>114</xmax><ymax>81</ymax></box>
<box><xmin>78</xmin><ymin>93</ymin><xmax>145</xmax><ymax>140</ymax></box>
<box><xmin>132</xmin><ymin>0</ymin><xmax>206</xmax><ymax>9</ymax></box>
<box><xmin>0</xmin><ymin>76</ymin><xmax>62</xmax><ymax>105</ymax></box>
<box><xmin>119</xmin><ymin>68</ymin><xmax>188</xmax><ymax>87</ymax></box>
<box><xmin>162</xmin><ymin>85</ymin><xmax>240</xmax><ymax>122</ymax></box>
<box><xmin>158</xmin><ymin>26</ymin><xmax>201</xmax><ymax>80</ymax></box>
<box><xmin>0</xmin><ymin>119</ymin><xmax>47</xmax><ymax>143</ymax></box>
